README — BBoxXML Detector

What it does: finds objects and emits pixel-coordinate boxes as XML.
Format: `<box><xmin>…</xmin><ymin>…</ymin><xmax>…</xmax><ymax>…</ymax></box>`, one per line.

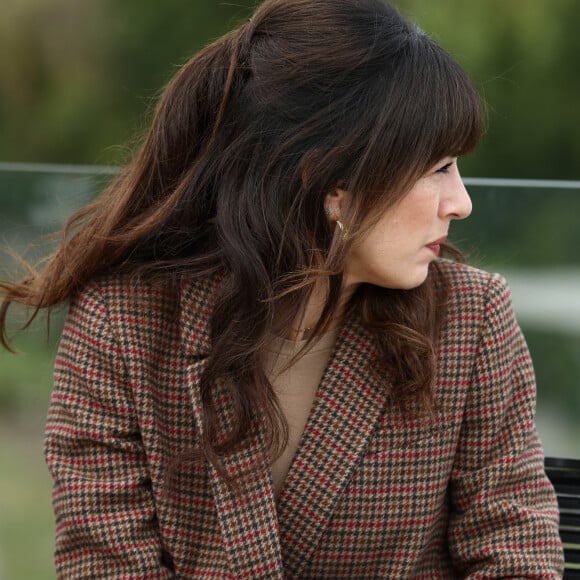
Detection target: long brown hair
<box><xmin>1</xmin><ymin>0</ymin><xmax>484</xmax><ymax>478</ymax></box>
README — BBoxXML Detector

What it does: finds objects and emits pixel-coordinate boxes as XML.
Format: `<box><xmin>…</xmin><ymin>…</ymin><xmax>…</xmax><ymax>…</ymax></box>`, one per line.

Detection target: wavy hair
<box><xmin>1</xmin><ymin>0</ymin><xmax>484</xmax><ymax>480</ymax></box>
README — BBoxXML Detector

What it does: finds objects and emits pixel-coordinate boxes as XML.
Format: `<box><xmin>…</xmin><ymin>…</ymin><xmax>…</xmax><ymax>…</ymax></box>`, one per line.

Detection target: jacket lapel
<box><xmin>179</xmin><ymin>276</ymin><xmax>389</xmax><ymax>577</ymax></box>
<box><xmin>180</xmin><ymin>276</ymin><xmax>284</xmax><ymax>579</ymax></box>
<box><xmin>185</xmin><ymin>363</ymin><xmax>284</xmax><ymax>579</ymax></box>
<box><xmin>275</xmin><ymin>315</ymin><xmax>389</xmax><ymax>577</ymax></box>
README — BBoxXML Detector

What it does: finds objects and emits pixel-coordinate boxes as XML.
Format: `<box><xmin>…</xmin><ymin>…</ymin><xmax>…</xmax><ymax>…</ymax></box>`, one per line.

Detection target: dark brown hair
<box><xmin>1</xmin><ymin>0</ymin><xmax>484</xmax><ymax>479</ymax></box>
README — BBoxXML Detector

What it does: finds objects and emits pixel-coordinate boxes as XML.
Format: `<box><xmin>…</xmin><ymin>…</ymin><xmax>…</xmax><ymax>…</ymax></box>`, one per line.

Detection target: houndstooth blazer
<box><xmin>45</xmin><ymin>260</ymin><xmax>564</xmax><ymax>578</ymax></box>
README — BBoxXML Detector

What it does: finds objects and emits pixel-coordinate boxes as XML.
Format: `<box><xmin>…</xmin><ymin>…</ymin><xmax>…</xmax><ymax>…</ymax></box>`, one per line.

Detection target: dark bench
<box><xmin>545</xmin><ymin>457</ymin><xmax>580</xmax><ymax>579</ymax></box>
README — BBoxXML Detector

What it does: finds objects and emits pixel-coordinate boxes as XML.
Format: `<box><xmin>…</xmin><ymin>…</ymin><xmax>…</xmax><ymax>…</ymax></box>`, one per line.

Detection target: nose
<box><xmin>439</xmin><ymin>169</ymin><xmax>472</xmax><ymax>220</ymax></box>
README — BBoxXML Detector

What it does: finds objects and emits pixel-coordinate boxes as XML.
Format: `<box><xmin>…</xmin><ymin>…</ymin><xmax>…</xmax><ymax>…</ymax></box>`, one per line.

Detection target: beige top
<box><xmin>263</xmin><ymin>329</ymin><xmax>339</xmax><ymax>498</ymax></box>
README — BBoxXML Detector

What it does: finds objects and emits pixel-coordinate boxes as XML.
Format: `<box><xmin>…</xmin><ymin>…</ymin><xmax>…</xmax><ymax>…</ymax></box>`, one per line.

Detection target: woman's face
<box><xmin>333</xmin><ymin>157</ymin><xmax>472</xmax><ymax>290</ymax></box>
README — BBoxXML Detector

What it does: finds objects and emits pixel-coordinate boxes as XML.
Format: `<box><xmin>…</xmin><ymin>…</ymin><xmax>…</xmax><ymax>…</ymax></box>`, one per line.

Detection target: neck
<box><xmin>286</xmin><ymin>278</ymin><xmax>357</xmax><ymax>341</ymax></box>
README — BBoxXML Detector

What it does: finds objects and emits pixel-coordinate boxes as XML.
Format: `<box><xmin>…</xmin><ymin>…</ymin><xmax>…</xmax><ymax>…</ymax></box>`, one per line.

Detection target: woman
<box><xmin>0</xmin><ymin>0</ymin><xmax>564</xmax><ymax>577</ymax></box>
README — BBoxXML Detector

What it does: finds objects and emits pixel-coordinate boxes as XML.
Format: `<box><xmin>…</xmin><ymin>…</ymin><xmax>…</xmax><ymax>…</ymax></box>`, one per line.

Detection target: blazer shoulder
<box><xmin>75</xmin><ymin>269</ymin><xmax>220</xmax><ymax>319</ymax></box>
<box><xmin>433</xmin><ymin>259</ymin><xmax>510</xmax><ymax>301</ymax></box>
<box><xmin>431</xmin><ymin>259</ymin><xmax>516</xmax><ymax>331</ymax></box>
<box><xmin>66</xmin><ymin>270</ymin><xmax>221</xmax><ymax>359</ymax></box>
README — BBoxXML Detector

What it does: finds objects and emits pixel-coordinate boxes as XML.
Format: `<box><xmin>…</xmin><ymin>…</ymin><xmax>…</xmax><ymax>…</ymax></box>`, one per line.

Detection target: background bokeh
<box><xmin>1</xmin><ymin>1</ymin><xmax>579</xmax><ymax>578</ymax></box>
<box><xmin>3</xmin><ymin>0</ymin><xmax>580</xmax><ymax>178</ymax></box>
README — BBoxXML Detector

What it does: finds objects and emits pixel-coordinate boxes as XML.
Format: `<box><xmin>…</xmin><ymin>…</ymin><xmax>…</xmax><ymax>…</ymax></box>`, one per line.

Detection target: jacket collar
<box><xmin>275</xmin><ymin>315</ymin><xmax>387</xmax><ymax>576</ymax></box>
<box><xmin>179</xmin><ymin>274</ymin><xmax>389</xmax><ymax>577</ymax></box>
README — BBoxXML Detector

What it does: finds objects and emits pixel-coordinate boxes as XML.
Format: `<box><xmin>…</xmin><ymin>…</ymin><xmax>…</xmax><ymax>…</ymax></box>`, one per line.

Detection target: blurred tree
<box><xmin>398</xmin><ymin>0</ymin><xmax>580</xmax><ymax>179</ymax></box>
<box><xmin>0</xmin><ymin>0</ymin><xmax>254</xmax><ymax>165</ymax></box>
<box><xmin>1</xmin><ymin>0</ymin><xmax>580</xmax><ymax>178</ymax></box>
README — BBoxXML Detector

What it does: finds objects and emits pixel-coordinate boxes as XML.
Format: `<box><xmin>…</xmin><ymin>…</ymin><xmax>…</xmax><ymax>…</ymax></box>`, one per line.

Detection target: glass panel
<box><xmin>455</xmin><ymin>178</ymin><xmax>580</xmax><ymax>459</ymax></box>
<box><xmin>0</xmin><ymin>163</ymin><xmax>115</xmax><ymax>255</ymax></box>
<box><xmin>1</xmin><ymin>166</ymin><xmax>579</xmax><ymax>460</ymax></box>
<box><xmin>0</xmin><ymin>164</ymin><xmax>116</xmax><ymax>580</ymax></box>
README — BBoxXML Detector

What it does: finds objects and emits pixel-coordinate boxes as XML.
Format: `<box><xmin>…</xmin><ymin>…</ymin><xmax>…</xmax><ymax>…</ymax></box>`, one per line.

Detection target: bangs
<box><xmin>420</xmin><ymin>41</ymin><xmax>485</xmax><ymax>166</ymax></box>
<box><xmin>350</xmin><ymin>29</ymin><xmax>485</xmax><ymax>207</ymax></box>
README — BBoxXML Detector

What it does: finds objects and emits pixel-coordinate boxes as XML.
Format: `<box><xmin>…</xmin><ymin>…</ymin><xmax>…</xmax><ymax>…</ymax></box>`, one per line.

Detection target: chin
<box><xmin>346</xmin><ymin>264</ymin><xmax>430</xmax><ymax>291</ymax></box>
<box><xmin>396</xmin><ymin>269</ymin><xmax>430</xmax><ymax>290</ymax></box>
<box><xmin>370</xmin><ymin>274</ymin><xmax>429</xmax><ymax>291</ymax></box>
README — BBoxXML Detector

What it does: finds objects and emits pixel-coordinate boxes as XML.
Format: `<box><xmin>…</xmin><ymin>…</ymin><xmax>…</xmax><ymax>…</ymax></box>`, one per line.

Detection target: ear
<box><xmin>324</xmin><ymin>186</ymin><xmax>350</xmax><ymax>221</ymax></box>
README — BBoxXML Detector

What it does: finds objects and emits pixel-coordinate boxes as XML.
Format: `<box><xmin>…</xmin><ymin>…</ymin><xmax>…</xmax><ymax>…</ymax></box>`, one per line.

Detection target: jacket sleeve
<box><xmin>45</xmin><ymin>284</ymin><xmax>174</xmax><ymax>579</ymax></box>
<box><xmin>447</xmin><ymin>273</ymin><xmax>565</xmax><ymax>578</ymax></box>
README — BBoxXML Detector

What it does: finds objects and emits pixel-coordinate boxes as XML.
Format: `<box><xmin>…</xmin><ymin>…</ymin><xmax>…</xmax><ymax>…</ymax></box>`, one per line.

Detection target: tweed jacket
<box><xmin>45</xmin><ymin>260</ymin><xmax>564</xmax><ymax>579</ymax></box>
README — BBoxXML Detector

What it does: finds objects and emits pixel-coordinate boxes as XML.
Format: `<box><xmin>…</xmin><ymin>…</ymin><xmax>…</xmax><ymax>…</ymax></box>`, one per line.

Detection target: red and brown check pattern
<box><xmin>45</xmin><ymin>260</ymin><xmax>564</xmax><ymax>578</ymax></box>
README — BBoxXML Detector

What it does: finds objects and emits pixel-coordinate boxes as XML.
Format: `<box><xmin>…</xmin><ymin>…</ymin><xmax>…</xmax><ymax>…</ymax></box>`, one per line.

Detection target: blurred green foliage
<box><xmin>0</xmin><ymin>424</ymin><xmax>54</xmax><ymax>580</ymax></box>
<box><xmin>1</xmin><ymin>1</ymin><xmax>580</xmax><ymax>576</ymax></box>
<box><xmin>2</xmin><ymin>0</ymin><xmax>580</xmax><ymax>178</ymax></box>
<box><xmin>0</xmin><ymin>316</ymin><xmax>62</xmax><ymax>414</ymax></box>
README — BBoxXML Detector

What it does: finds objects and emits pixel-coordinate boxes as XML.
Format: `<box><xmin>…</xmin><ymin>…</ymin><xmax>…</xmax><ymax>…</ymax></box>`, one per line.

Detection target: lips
<box><xmin>425</xmin><ymin>236</ymin><xmax>447</xmax><ymax>256</ymax></box>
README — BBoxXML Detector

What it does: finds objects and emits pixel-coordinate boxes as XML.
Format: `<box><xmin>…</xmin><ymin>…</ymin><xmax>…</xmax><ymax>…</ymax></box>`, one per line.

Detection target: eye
<box><xmin>435</xmin><ymin>161</ymin><xmax>453</xmax><ymax>174</ymax></box>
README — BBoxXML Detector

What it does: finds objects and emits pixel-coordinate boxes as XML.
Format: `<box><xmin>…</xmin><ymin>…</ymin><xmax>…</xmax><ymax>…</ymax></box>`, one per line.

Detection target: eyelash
<box><xmin>436</xmin><ymin>162</ymin><xmax>454</xmax><ymax>174</ymax></box>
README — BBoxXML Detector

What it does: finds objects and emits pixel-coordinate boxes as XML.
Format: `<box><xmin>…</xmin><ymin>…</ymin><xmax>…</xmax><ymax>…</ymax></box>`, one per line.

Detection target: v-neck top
<box><xmin>263</xmin><ymin>330</ymin><xmax>339</xmax><ymax>497</ymax></box>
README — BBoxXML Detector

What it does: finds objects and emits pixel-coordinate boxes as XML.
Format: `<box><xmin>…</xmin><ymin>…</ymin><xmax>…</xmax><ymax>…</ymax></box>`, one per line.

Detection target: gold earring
<box><xmin>335</xmin><ymin>220</ymin><xmax>349</xmax><ymax>241</ymax></box>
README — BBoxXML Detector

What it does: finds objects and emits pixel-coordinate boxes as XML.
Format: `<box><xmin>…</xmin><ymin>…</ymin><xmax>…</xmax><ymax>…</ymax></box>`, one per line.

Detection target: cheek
<box><xmin>353</xmin><ymin>213</ymin><xmax>412</xmax><ymax>264</ymax></box>
<box><xmin>398</xmin><ymin>184</ymin><xmax>440</xmax><ymax>223</ymax></box>
<box><xmin>369</xmin><ymin>209</ymin><xmax>427</xmax><ymax>248</ymax></box>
